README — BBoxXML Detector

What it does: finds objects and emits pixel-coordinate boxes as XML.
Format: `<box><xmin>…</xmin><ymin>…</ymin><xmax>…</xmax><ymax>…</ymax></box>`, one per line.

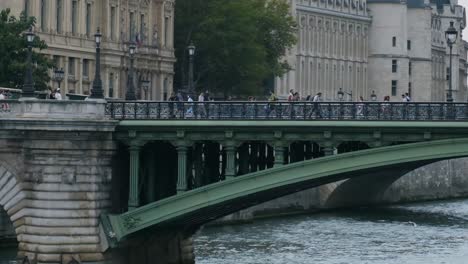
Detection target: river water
<box><xmin>195</xmin><ymin>199</ymin><xmax>468</xmax><ymax>264</ymax></box>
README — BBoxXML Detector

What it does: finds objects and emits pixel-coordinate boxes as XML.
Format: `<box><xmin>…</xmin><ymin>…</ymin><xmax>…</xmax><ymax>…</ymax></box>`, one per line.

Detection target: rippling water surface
<box><xmin>195</xmin><ymin>199</ymin><xmax>468</xmax><ymax>264</ymax></box>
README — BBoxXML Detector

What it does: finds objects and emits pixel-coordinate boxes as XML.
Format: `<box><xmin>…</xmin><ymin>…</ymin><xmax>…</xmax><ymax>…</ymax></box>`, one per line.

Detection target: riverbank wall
<box><xmin>218</xmin><ymin>158</ymin><xmax>468</xmax><ymax>223</ymax></box>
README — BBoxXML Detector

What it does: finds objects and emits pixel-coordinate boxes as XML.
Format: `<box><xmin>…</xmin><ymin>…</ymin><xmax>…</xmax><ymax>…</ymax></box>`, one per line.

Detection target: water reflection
<box><xmin>195</xmin><ymin>199</ymin><xmax>468</xmax><ymax>264</ymax></box>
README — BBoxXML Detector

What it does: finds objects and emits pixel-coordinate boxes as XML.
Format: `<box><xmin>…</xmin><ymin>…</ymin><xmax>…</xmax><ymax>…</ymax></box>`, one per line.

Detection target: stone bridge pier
<box><xmin>0</xmin><ymin>101</ymin><xmax>118</xmax><ymax>263</ymax></box>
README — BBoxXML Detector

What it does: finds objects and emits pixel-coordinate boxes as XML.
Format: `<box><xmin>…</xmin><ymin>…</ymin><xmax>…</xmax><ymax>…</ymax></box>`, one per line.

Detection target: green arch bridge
<box><xmin>101</xmin><ymin>101</ymin><xmax>468</xmax><ymax>248</ymax></box>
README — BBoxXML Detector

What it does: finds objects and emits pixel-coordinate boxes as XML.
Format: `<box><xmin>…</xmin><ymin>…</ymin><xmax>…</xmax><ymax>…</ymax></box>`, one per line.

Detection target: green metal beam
<box><xmin>117</xmin><ymin>120</ymin><xmax>468</xmax><ymax>129</ymax></box>
<box><xmin>102</xmin><ymin>138</ymin><xmax>468</xmax><ymax>244</ymax></box>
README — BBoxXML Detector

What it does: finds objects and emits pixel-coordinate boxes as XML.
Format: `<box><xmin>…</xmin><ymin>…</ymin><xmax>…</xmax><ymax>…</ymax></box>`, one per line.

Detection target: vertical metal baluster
<box><xmin>134</xmin><ymin>102</ymin><xmax>137</xmax><ymax>119</ymax></box>
<box><xmin>390</xmin><ymin>103</ymin><xmax>393</xmax><ymax>120</ymax></box>
<box><xmin>289</xmin><ymin>103</ymin><xmax>293</xmax><ymax>120</ymax></box>
<box><xmin>414</xmin><ymin>103</ymin><xmax>419</xmax><ymax>120</ymax></box>
<box><xmin>157</xmin><ymin>102</ymin><xmax>161</xmax><ymax>119</ymax></box>
<box><xmin>146</xmin><ymin>102</ymin><xmax>150</xmax><ymax>119</ymax></box>
<box><xmin>352</xmin><ymin>103</ymin><xmax>356</xmax><ymax>120</ymax></box>
<box><xmin>254</xmin><ymin>103</ymin><xmax>258</xmax><ymax>119</ymax></box>
<box><xmin>111</xmin><ymin>102</ymin><xmax>115</xmax><ymax>119</ymax></box>
<box><xmin>122</xmin><ymin>103</ymin><xmax>126</xmax><ymax>120</ymax></box>
<box><xmin>242</xmin><ymin>103</ymin><xmax>246</xmax><ymax>119</ymax></box>
<box><xmin>303</xmin><ymin>102</ymin><xmax>307</xmax><ymax>120</ymax></box>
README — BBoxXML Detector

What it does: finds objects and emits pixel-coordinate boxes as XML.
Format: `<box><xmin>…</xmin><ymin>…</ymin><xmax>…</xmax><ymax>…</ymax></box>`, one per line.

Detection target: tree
<box><xmin>174</xmin><ymin>0</ymin><xmax>296</xmax><ymax>97</ymax></box>
<box><xmin>0</xmin><ymin>9</ymin><xmax>54</xmax><ymax>91</ymax></box>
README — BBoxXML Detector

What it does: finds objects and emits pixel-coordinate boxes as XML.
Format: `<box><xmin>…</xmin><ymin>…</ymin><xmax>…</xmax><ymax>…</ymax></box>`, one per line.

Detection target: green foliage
<box><xmin>0</xmin><ymin>9</ymin><xmax>54</xmax><ymax>91</ymax></box>
<box><xmin>174</xmin><ymin>0</ymin><xmax>297</xmax><ymax>97</ymax></box>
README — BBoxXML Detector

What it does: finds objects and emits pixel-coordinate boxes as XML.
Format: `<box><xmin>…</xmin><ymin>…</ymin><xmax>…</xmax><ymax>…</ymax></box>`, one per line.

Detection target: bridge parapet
<box><xmin>106</xmin><ymin>101</ymin><xmax>468</xmax><ymax>121</ymax></box>
<box><xmin>1</xmin><ymin>99</ymin><xmax>107</xmax><ymax>120</ymax></box>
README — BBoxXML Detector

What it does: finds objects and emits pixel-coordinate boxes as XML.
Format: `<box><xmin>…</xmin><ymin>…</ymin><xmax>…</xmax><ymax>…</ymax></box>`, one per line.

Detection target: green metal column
<box><xmin>274</xmin><ymin>143</ymin><xmax>285</xmax><ymax>167</ymax></box>
<box><xmin>128</xmin><ymin>145</ymin><xmax>141</xmax><ymax>211</ymax></box>
<box><xmin>225</xmin><ymin>145</ymin><xmax>236</xmax><ymax>179</ymax></box>
<box><xmin>177</xmin><ymin>146</ymin><xmax>188</xmax><ymax>193</ymax></box>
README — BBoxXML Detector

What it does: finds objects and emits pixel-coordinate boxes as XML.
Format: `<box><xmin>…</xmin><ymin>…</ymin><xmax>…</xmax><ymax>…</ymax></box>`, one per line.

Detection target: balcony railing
<box><xmin>105</xmin><ymin>101</ymin><xmax>468</xmax><ymax>121</ymax></box>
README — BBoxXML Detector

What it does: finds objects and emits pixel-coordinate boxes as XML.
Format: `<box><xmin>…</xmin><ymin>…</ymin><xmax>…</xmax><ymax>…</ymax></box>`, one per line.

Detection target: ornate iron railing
<box><xmin>105</xmin><ymin>101</ymin><xmax>468</xmax><ymax>121</ymax></box>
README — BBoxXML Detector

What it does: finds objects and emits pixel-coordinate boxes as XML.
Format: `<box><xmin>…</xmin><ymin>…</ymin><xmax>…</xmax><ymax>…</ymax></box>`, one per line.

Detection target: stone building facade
<box><xmin>367</xmin><ymin>0</ymin><xmax>467</xmax><ymax>102</ymax></box>
<box><xmin>276</xmin><ymin>0</ymin><xmax>372</xmax><ymax>101</ymax></box>
<box><xmin>279</xmin><ymin>0</ymin><xmax>468</xmax><ymax>102</ymax></box>
<box><xmin>0</xmin><ymin>0</ymin><xmax>176</xmax><ymax>100</ymax></box>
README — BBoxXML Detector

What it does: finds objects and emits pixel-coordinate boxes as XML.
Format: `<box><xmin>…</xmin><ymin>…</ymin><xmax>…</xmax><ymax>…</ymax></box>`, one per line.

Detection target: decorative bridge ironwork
<box><xmin>105</xmin><ymin>101</ymin><xmax>468</xmax><ymax>121</ymax></box>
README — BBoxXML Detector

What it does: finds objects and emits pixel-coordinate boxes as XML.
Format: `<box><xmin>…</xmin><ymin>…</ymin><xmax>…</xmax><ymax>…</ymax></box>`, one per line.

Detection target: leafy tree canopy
<box><xmin>0</xmin><ymin>9</ymin><xmax>54</xmax><ymax>91</ymax></box>
<box><xmin>174</xmin><ymin>0</ymin><xmax>297</xmax><ymax>97</ymax></box>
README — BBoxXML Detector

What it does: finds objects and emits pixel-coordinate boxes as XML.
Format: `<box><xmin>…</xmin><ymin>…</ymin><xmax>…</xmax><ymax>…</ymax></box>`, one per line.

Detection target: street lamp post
<box><xmin>22</xmin><ymin>27</ymin><xmax>35</xmax><ymax>98</ymax></box>
<box><xmin>126</xmin><ymin>43</ymin><xmax>137</xmax><ymax>100</ymax></box>
<box><xmin>187</xmin><ymin>42</ymin><xmax>196</xmax><ymax>96</ymax></box>
<box><xmin>53</xmin><ymin>68</ymin><xmax>64</xmax><ymax>90</ymax></box>
<box><xmin>445</xmin><ymin>21</ymin><xmax>458</xmax><ymax>103</ymax></box>
<box><xmin>90</xmin><ymin>28</ymin><xmax>104</xmax><ymax>99</ymax></box>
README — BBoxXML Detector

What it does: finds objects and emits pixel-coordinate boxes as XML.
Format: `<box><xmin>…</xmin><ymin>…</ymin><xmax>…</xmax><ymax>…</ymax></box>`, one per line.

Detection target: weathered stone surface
<box><xmin>0</xmin><ymin>101</ymin><xmax>117</xmax><ymax>263</ymax></box>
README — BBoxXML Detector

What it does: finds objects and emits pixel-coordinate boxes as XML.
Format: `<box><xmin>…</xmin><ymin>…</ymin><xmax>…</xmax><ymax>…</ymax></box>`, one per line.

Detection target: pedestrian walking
<box><xmin>0</xmin><ymin>90</ymin><xmax>9</xmax><ymax>112</ymax></box>
<box><xmin>186</xmin><ymin>95</ymin><xmax>194</xmax><ymax>116</ymax></box>
<box><xmin>54</xmin><ymin>88</ymin><xmax>62</xmax><ymax>100</ymax></box>
<box><xmin>356</xmin><ymin>96</ymin><xmax>365</xmax><ymax>117</ymax></box>
<box><xmin>309</xmin><ymin>92</ymin><xmax>323</xmax><ymax>118</ymax></box>
<box><xmin>198</xmin><ymin>92</ymin><xmax>206</xmax><ymax>118</ymax></box>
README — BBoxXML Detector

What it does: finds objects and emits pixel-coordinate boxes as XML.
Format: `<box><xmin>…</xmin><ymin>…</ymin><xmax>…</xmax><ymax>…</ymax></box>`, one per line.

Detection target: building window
<box><xmin>164</xmin><ymin>16</ymin><xmax>169</xmax><ymax>47</ymax></box>
<box><xmin>409</xmin><ymin>62</ymin><xmax>412</xmax><ymax>76</ymax></box>
<box><xmin>56</xmin><ymin>0</ymin><xmax>63</xmax><ymax>33</ymax></box>
<box><xmin>129</xmin><ymin>12</ymin><xmax>135</xmax><ymax>40</ymax></box>
<box><xmin>140</xmin><ymin>14</ymin><xmax>145</xmax><ymax>43</ymax></box>
<box><xmin>40</xmin><ymin>0</ymin><xmax>47</xmax><ymax>31</ymax></box>
<box><xmin>407</xmin><ymin>40</ymin><xmax>411</xmax><ymax>50</ymax></box>
<box><xmin>86</xmin><ymin>3</ymin><xmax>92</xmax><ymax>36</ymax></box>
<box><xmin>109</xmin><ymin>73</ymin><xmax>114</xmax><ymax>98</ymax></box>
<box><xmin>392</xmin><ymin>59</ymin><xmax>397</xmax><ymax>73</ymax></box>
<box><xmin>392</xmin><ymin>36</ymin><xmax>396</xmax><ymax>47</ymax></box>
<box><xmin>24</xmin><ymin>0</ymin><xmax>30</xmax><ymax>17</ymax></box>
<box><xmin>68</xmin><ymin>58</ymin><xmax>75</xmax><ymax>76</ymax></box>
<box><xmin>83</xmin><ymin>59</ymin><xmax>89</xmax><ymax>78</ymax></box>
<box><xmin>163</xmin><ymin>77</ymin><xmax>168</xmax><ymax>100</ymax></box>
<box><xmin>391</xmin><ymin>80</ymin><xmax>397</xmax><ymax>96</ymax></box>
<box><xmin>110</xmin><ymin>7</ymin><xmax>116</xmax><ymax>40</ymax></box>
<box><xmin>53</xmin><ymin>55</ymin><xmax>60</xmax><ymax>68</ymax></box>
<box><xmin>72</xmin><ymin>0</ymin><xmax>78</xmax><ymax>35</ymax></box>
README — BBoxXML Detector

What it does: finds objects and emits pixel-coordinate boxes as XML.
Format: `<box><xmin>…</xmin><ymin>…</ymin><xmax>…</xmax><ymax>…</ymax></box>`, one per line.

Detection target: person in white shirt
<box><xmin>186</xmin><ymin>95</ymin><xmax>194</xmax><ymax>116</ymax></box>
<box><xmin>310</xmin><ymin>92</ymin><xmax>323</xmax><ymax>118</ymax></box>
<box><xmin>0</xmin><ymin>90</ymin><xmax>10</xmax><ymax>112</ymax></box>
<box><xmin>198</xmin><ymin>92</ymin><xmax>205</xmax><ymax>118</ymax></box>
<box><xmin>55</xmin><ymin>88</ymin><xmax>62</xmax><ymax>100</ymax></box>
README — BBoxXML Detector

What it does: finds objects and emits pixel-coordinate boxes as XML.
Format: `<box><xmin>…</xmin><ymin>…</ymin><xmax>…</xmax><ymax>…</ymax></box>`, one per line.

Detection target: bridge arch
<box><xmin>104</xmin><ymin>138</ymin><xmax>468</xmax><ymax>242</ymax></box>
<box><xmin>0</xmin><ymin>162</ymin><xmax>27</xmax><ymax>261</ymax></box>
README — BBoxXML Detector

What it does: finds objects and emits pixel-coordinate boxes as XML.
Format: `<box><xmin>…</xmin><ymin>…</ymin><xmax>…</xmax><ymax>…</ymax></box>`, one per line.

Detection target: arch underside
<box><xmin>0</xmin><ymin>165</ymin><xmax>20</xmax><ymax>261</ymax></box>
<box><xmin>103</xmin><ymin>138</ymin><xmax>468</xmax><ymax>244</ymax></box>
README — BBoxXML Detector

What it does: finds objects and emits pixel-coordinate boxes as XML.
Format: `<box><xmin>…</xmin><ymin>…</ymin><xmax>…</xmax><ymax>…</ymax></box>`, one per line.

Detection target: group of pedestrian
<box><xmin>0</xmin><ymin>90</ymin><xmax>10</xmax><ymax>112</ymax></box>
<box><xmin>48</xmin><ymin>88</ymin><xmax>62</xmax><ymax>100</ymax></box>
